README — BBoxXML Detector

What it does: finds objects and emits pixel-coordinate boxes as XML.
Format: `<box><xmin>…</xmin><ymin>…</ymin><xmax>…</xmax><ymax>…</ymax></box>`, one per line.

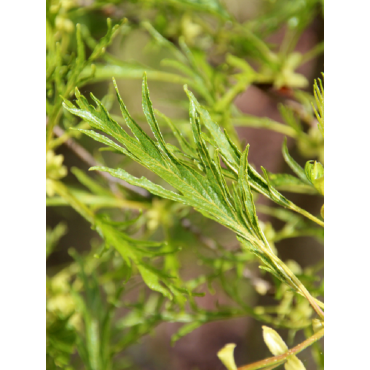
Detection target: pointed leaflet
<box><xmin>73</xmin><ymin>129</ymin><xmax>134</xmax><ymax>160</ymax></box>
<box><xmin>141</xmin><ymin>73</ymin><xmax>178</xmax><ymax>168</ymax></box>
<box><xmin>188</xmin><ymin>99</ymin><xmax>235</xmax><ymax>219</ymax></box>
<box><xmin>90</xmin><ymin>166</ymin><xmax>185</xmax><ymax>204</ymax></box>
<box><xmin>266</xmin><ymin>172</ymin><xmax>316</xmax><ymax>194</ymax></box>
<box><xmin>238</xmin><ymin>146</ymin><xmax>266</xmax><ymax>243</ymax></box>
<box><xmin>312</xmin><ymin>75</ymin><xmax>324</xmax><ymax>138</ymax></box>
<box><xmin>282</xmin><ymin>138</ymin><xmax>311</xmax><ymax>185</ymax></box>
<box><xmin>112</xmin><ymin>78</ymin><xmax>168</xmax><ymax>168</ymax></box>
<box><xmin>155</xmin><ymin>109</ymin><xmax>196</xmax><ymax>157</ymax></box>
<box><xmin>136</xmin><ymin>263</ymin><xmax>172</xmax><ymax>300</ymax></box>
<box><xmin>185</xmin><ymin>86</ymin><xmax>239</xmax><ymax>168</ymax></box>
<box><xmin>71</xmin><ymin>167</ymin><xmax>112</xmax><ymax>197</ymax></box>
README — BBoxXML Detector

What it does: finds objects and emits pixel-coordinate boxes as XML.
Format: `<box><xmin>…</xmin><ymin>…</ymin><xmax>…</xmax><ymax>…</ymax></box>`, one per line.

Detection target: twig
<box><xmin>285</xmin><ymin>99</ymin><xmax>319</xmax><ymax>128</ymax></box>
<box><xmin>251</xmin><ymin>83</ymin><xmax>319</xmax><ymax>128</ymax></box>
<box><xmin>238</xmin><ymin>328</ymin><xmax>324</xmax><ymax>370</ymax></box>
<box><xmin>53</xmin><ymin>126</ymin><xmax>150</xmax><ymax>198</ymax></box>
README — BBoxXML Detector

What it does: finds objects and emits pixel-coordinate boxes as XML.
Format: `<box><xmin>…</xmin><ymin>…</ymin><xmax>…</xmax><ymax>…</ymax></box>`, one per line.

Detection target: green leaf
<box><xmin>137</xmin><ymin>263</ymin><xmax>172</xmax><ymax>299</ymax></box>
<box><xmin>49</xmin><ymin>181</ymin><xmax>190</xmax><ymax>302</ymax></box>
<box><xmin>278</xmin><ymin>104</ymin><xmax>301</xmax><ymax>133</ymax></box>
<box><xmin>155</xmin><ymin>109</ymin><xmax>197</xmax><ymax>157</ymax></box>
<box><xmin>265</xmin><ymin>172</ymin><xmax>317</xmax><ymax>194</ymax></box>
<box><xmin>238</xmin><ymin>146</ymin><xmax>266</xmax><ymax>244</ymax></box>
<box><xmin>312</xmin><ymin>75</ymin><xmax>324</xmax><ymax>138</ymax></box>
<box><xmin>71</xmin><ymin>167</ymin><xmax>111</xmax><ymax>197</ymax></box>
<box><xmin>282</xmin><ymin>138</ymin><xmax>311</xmax><ymax>185</ymax></box>
<box><xmin>91</xmin><ymin>166</ymin><xmax>185</xmax><ymax>204</ymax></box>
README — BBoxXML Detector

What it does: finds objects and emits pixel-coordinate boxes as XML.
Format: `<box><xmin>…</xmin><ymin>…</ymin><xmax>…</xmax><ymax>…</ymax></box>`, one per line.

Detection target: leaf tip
<box><xmin>74</xmin><ymin>87</ymin><xmax>81</xmax><ymax>98</ymax></box>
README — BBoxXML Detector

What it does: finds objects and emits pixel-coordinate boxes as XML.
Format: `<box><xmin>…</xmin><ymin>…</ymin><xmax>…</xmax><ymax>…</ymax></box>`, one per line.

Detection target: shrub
<box><xmin>46</xmin><ymin>1</ymin><xmax>324</xmax><ymax>369</ymax></box>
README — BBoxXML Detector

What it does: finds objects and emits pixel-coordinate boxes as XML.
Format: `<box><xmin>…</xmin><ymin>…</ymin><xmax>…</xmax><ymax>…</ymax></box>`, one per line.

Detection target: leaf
<box><xmin>50</xmin><ymin>181</ymin><xmax>190</xmax><ymax>302</ymax></box>
<box><xmin>90</xmin><ymin>166</ymin><xmax>185</xmax><ymax>204</ymax></box>
<box><xmin>266</xmin><ymin>172</ymin><xmax>317</xmax><ymax>194</ymax></box>
<box><xmin>137</xmin><ymin>263</ymin><xmax>172</xmax><ymax>299</ymax></box>
<box><xmin>238</xmin><ymin>146</ymin><xmax>266</xmax><ymax>243</ymax></box>
<box><xmin>71</xmin><ymin>167</ymin><xmax>111</xmax><ymax>196</ymax></box>
<box><xmin>142</xmin><ymin>21</ymin><xmax>187</xmax><ymax>63</ymax></box>
<box><xmin>278</xmin><ymin>104</ymin><xmax>301</xmax><ymax>133</ymax></box>
<box><xmin>155</xmin><ymin>109</ymin><xmax>197</xmax><ymax>157</ymax></box>
<box><xmin>312</xmin><ymin>75</ymin><xmax>324</xmax><ymax>138</ymax></box>
<box><xmin>88</xmin><ymin>18</ymin><xmax>122</xmax><ymax>62</ymax></box>
<box><xmin>282</xmin><ymin>138</ymin><xmax>311</xmax><ymax>185</ymax></box>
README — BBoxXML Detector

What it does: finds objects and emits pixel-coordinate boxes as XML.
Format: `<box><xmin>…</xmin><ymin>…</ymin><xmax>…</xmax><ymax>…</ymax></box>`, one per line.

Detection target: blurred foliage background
<box><xmin>46</xmin><ymin>0</ymin><xmax>324</xmax><ymax>369</ymax></box>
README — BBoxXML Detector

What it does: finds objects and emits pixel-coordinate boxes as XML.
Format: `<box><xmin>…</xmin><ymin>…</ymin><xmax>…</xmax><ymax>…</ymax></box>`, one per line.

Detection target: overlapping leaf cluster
<box><xmin>63</xmin><ymin>75</ymin><xmax>323</xmax><ymax>317</ymax></box>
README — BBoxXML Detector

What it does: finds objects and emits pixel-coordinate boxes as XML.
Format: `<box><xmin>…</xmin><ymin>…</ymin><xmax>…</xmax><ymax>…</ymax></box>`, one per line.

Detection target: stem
<box><xmin>50</xmin><ymin>180</ymin><xmax>95</xmax><ymax>224</ymax></box>
<box><xmin>232</xmin><ymin>116</ymin><xmax>298</xmax><ymax>138</ymax></box>
<box><xmin>237</xmin><ymin>328</ymin><xmax>324</xmax><ymax>370</ymax></box>
<box><xmin>46</xmin><ymin>191</ymin><xmax>148</xmax><ymax>210</ymax></box>
<box><xmin>289</xmin><ymin>203</ymin><xmax>324</xmax><ymax>227</ymax></box>
<box><xmin>49</xmin><ymin>121</ymin><xmax>91</xmax><ymax>149</ymax></box>
<box><xmin>253</xmin><ymin>238</ymin><xmax>324</xmax><ymax>319</ymax></box>
<box><xmin>78</xmin><ymin>65</ymin><xmax>192</xmax><ymax>86</ymax></box>
<box><xmin>274</xmin><ymin>256</ymin><xmax>324</xmax><ymax>319</ymax></box>
<box><xmin>300</xmin><ymin>42</ymin><xmax>324</xmax><ymax>65</ymax></box>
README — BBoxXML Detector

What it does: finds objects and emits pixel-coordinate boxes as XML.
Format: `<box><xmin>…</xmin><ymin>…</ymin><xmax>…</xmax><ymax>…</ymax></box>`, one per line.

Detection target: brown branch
<box><xmin>53</xmin><ymin>125</ymin><xmax>150</xmax><ymax>198</ymax></box>
<box><xmin>252</xmin><ymin>83</ymin><xmax>319</xmax><ymax>127</ymax></box>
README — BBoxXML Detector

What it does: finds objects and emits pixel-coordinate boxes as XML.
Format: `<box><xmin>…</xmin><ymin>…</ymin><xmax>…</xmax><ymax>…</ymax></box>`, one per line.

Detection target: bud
<box><xmin>312</xmin><ymin>318</ymin><xmax>324</xmax><ymax>333</ymax></box>
<box><xmin>285</xmin><ymin>356</ymin><xmax>306</xmax><ymax>370</ymax></box>
<box><xmin>304</xmin><ymin>160</ymin><xmax>324</xmax><ymax>195</ymax></box>
<box><xmin>262</xmin><ymin>326</ymin><xmax>288</xmax><ymax>355</ymax></box>
<box><xmin>217</xmin><ymin>343</ymin><xmax>237</xmax><ymax>370</ymax></box>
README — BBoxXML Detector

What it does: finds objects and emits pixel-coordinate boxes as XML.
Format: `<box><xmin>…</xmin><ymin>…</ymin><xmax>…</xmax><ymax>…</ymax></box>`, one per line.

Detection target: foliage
<box><xmin>46</xmin><ymin>1</ymin><xmax>324</xmax><ymax>369</ymax></box>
